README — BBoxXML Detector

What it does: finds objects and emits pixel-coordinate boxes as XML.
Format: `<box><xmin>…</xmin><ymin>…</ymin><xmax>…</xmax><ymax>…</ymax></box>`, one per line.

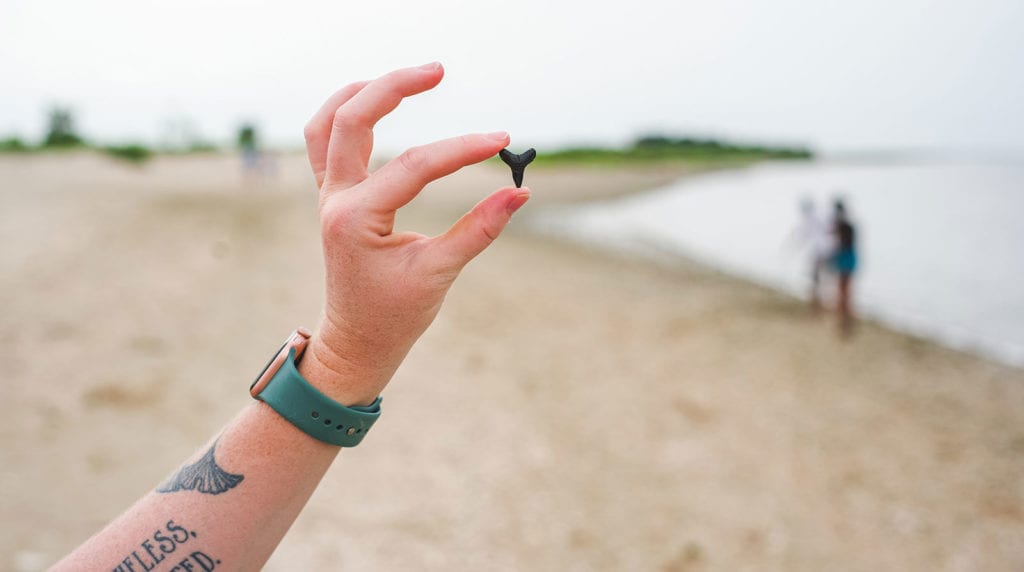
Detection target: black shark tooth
<box><xmin>498</xmin><ymin>148</ymin><xmax>536</xmax><ymax>188</ymax></box>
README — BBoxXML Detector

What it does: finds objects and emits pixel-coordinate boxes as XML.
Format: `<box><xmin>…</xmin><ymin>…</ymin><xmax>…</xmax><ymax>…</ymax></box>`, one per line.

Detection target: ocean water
<box><xmin>532</xmin><ymin>160</ymin><xmax>1024</xmax><ymax>367</ymax></box>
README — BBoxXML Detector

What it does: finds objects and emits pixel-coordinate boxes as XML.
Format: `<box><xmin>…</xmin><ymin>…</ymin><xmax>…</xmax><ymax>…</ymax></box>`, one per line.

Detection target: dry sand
<box><xmin>1</xmin><ymin>152</ymin><xmax>1022</xmax><ymax>571</ymax></box>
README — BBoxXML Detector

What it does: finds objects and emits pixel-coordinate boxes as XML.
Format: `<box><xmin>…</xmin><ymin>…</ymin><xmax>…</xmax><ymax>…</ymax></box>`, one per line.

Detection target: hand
<box><xmin>297</xmin><ymin>62</ymin><xmax>530</xmax><ymax>405</ymax></box>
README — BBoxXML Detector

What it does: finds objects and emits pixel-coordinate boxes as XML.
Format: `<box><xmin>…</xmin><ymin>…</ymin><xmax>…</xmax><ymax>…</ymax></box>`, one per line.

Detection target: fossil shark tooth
<box><xmin>498</xmin><ymin>148</ymin><xmax>536</xmax><ymax>188</ymax></box>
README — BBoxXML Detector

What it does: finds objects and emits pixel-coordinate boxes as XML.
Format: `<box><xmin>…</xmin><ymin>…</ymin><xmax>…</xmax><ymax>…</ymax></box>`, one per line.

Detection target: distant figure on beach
<box><xmin>237</xmin><ymin>122</ymin><xmax>262</xmax><ymax>178</ymax></box>
<box><xmin>831</xmin><ymin>198</ymin><xmax>858</xmax><ymax>334</ymax></box>
<box><xmin>792</xmin><ymin>196</ymin><xmax>833</xmax><ymax>311</ymax></box>
<box><xmin>237</xmin><ymin>124</ymin><xmax>258</xmax><ymax>166</ymax></box>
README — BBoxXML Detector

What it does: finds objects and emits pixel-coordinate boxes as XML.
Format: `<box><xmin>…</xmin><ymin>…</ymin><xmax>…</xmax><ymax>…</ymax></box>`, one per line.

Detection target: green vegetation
<box><xmin>182</xmin><ymin>141</ymin><xmax>219</xmax><ymax>154</ymax></box>
<box><xmin>4</xmin><ymin>107</ymin><xmax>811</xmax><ymax>170</ymax></box>
<box><xmin>43</xmin><ymin>107</ymin><xmax>85</xmax><ymax>148</ymax></box>
<box><xmin>102</xmin><ymin>144</ymin><xmax>154</xmax><ymax>164</ymax></box>
<box><xmin>533</xmin><ymin>135</ymin><xmax>813</xmax><ymax>166</ymax></box>
<box><xmin>0</xmin><ymin>137</ymin><xmax>29</xmax><ymax>152</ymax></box>
<box><xmin>0</xmin><ymin>107</ymin><xmax>228</xmax><ymax>164</ymax></box>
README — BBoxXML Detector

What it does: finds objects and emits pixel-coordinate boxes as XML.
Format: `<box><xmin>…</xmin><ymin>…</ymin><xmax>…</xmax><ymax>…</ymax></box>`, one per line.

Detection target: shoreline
<box><xmin>527</xmin><ymin>159</ymin><xmax>1024</xmax><ymax>372</ymax></box>
<box><xmin>530</xmin><ymin>216</ymin><xmax>1024</xmax><ymax>372</ymax></box>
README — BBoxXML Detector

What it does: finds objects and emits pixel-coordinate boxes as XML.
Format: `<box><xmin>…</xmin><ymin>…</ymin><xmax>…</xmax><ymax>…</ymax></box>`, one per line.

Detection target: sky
<box><xmin>2</xmin><ymin>0</ymin><xmax>1023</xmax><ymax>156</ymax></box>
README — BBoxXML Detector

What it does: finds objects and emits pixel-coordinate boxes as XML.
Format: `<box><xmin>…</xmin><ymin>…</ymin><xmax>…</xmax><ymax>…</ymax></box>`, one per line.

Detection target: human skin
<box><xmin>837</xmin><ymin>273</ymin><xmax>853</xmax><ymax>333</ymax></box>
<box><xmin>51</xmin><ymin>62</ymin><xmax>530</xmax><ymax>571</ymax></box>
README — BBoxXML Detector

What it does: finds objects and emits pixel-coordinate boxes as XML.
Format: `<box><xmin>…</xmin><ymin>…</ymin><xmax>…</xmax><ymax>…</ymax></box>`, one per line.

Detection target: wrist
<box><xmin>254</xmin><ymin>337</ymin><xmax>383</xmax><ymax>448</ymax></box>
<box><xmin>297</xmin><ymin>331</ymin><xmax>394</xmax><ymax>407</ymax></box>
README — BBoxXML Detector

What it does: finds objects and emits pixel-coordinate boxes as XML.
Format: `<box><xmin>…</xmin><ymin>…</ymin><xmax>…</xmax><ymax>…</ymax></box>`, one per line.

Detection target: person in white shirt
<box><xmin>793</xmin><ymin>197</ymin><xmax>833</xmax><ymax>310</ymax></box>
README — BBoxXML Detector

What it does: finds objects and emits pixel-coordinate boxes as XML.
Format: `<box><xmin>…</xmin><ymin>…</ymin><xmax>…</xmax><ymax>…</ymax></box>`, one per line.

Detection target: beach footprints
<box><xmin>499</xmin><ymin>148</ymin><xmax>536</xmax><ymax>188</ymax></box>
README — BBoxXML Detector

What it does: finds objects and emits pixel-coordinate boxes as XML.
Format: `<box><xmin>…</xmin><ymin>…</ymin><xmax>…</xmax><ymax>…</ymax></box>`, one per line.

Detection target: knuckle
<box><xmin>321</xmin><ymin>199</ymin><xmax>360</xmax><ymax>236</ymax></box>
<box><xmin>479</xmin><ymin>223</ymin><xmax>499</xmax><ymax>243</ymax></box>
<box><xmin>380</xmin><ymin>69</ymin><xmax>406</xmax><ymax>88</ymax></box>
<box><xmin>397</xmin><ymin>146</ymin><xmax>431</xmax><ymax>176</ymax></box>
<box><xmin>302</xmin><ymin>122</ymin><xmax>318</xmax><ymax>143</ymax></box>
<box><xmin>343</xmin><ymin>80</ymin><xmax>365</xmax><ymax>94</ymax></box>
<box><xmin>475</xmin><ymin>210</ymin><xmax>500</xmax><ymax>243</ymax></box>
<box><xmin>332</xmin><ymin>108</ymin><xmax>364</xmax><ymax>131</ymax></box>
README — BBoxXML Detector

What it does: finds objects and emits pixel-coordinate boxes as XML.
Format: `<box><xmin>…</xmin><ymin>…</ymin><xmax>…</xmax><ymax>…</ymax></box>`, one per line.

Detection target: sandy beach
<box><xmin>2</xmin><ymin>152</ymin><xmax>1022</xmax><ymax>571</ymax></box>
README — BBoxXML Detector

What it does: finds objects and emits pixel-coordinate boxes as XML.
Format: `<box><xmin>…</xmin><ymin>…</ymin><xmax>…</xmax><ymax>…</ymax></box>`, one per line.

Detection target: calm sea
<box><xmin>532</xmin><ymin>160</ymin><xmax>1024</xmax><ymax>367</ymax></box>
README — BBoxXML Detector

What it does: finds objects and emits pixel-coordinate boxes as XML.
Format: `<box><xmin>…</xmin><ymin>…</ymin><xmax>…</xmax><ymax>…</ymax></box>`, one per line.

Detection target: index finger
<box><xmin>324</xmin><ymin>62</ymin><xmax>445</xmax><ymax>190</ymax></box>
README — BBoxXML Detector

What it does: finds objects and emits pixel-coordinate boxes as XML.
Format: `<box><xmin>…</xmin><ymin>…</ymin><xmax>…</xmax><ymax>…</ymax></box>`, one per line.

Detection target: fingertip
<box><xmin>507</xmin><ymin>189</ymin><xmax>531</xmax><ymax>214</ymax></box>
<box><xmin>491</xmin><ymin>185</ymin><xmax>530</xmax><ymax>200</ymax></box>
<box><xmin>417</xmin><ymin>61</ymin><xmax>445</xmax><ymax>84</ymax></box>
<box><xmin>484</xmin><ymin>131</ymin><xmax>510</xmax><ymax>145</ymax></box>
<box><xmin>429</xmin><ymin>65</ymin><xmax>445</xmax><ymax>88</ymax></box>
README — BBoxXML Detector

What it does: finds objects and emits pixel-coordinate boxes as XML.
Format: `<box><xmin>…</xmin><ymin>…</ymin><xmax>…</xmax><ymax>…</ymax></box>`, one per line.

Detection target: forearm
<box><xmin>53</xmin><ymin>400</ymin><xmax>341</xmax><ymax>572</ymax></box>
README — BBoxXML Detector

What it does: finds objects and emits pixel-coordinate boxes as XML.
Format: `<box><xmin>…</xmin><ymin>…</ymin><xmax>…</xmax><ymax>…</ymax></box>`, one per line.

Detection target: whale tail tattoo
<box><xmin>499</xmin><ymin>148</ymin><xmax>536</xmax><ymax>188</ymax></box>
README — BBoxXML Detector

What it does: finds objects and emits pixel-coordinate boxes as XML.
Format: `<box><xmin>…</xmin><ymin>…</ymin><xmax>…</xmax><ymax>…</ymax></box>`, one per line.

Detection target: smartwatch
<box><xmin>250</xmin><ymin>328</ymin><xmax>382</xmax><ymax>447</ymax></box>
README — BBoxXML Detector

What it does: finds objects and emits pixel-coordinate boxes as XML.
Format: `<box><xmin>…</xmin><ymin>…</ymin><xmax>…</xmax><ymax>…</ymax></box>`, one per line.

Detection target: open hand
<box><xmin>297</xmin><ymin>62</ymin><xmax>530</xmax><ymax>405</ymax></box>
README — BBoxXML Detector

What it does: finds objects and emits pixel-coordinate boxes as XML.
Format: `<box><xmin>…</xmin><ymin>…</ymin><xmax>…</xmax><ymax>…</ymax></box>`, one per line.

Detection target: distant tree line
<box><xmin>0</xmin><ymin>107</ymin><xmax>236</xmax><ymax>164</ymax></box>
<box><xmin>535</xmin><ymin>134</ymin><xmax>813</xmax><ymax>165</ymax></box>
<box><xmin>1</xmin><ymin>108</ymin><xmax>81</xmax><ymax>152</ymax></box>
<box><xmin>634</xmin><ymin>135</ymin><xmax>812</xmax><ymax>158</ymax></box>
<box><xmin>4</xmin><ymin>109</ymin><xmax>812</xmax><ymax>167</ymax></box>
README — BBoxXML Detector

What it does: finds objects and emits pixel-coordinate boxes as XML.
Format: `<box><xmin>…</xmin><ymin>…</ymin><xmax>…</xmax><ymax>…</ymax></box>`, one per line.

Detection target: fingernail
<box><xmin>507</xmin><ymin>191</ymin><xmax>530</xmax><ymax>215</ymax></box>
<box><xmin>418</xmin><ymin>61</ymin><xmax>442</xmax><ymax>71</ymax></box>
<box><xmin>485</xmin><ymin>131</ymin><xmax>509</xmax><ymax>142</ymax></box>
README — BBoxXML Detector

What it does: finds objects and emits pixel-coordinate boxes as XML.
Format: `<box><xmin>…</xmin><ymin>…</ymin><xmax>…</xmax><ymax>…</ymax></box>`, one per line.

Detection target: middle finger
<box><xmin>324</xmin><ymin>62</ymin><xmax>445</xmax><ymax>190</ymax></box>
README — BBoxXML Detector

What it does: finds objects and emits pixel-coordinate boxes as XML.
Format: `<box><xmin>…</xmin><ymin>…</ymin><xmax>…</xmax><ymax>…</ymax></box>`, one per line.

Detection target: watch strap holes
<box><xmin>311</xmin><ymin>411</ymin><xmax>320</xmax><ymax>418</ymax></box>
<box><xmin>323</xmin><ymin>419</ymin><xmax>332</xmax><ymax>425</ymax></box>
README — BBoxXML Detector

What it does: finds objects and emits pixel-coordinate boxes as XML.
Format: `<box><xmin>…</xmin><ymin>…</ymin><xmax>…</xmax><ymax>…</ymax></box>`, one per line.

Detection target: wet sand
<box><xmin>1</xmin><ymin>153</ymin><xmax>1022</xmax><ymax>571</ymax></box>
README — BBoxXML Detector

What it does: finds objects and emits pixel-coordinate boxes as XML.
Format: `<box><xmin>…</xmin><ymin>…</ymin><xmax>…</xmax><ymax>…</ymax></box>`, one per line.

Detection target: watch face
<box><xmin>250</xmin><ymin>340</ymin><xmax>289</xmax><ymax>392</ymax></box>
<box><xmin>249</xmin><ymin>329</ymin><xmax>311</xmax><ymax>398</ymax></box>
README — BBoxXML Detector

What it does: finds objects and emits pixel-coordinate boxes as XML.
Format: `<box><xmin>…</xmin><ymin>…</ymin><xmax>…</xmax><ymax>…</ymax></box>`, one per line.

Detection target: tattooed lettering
<box><xmin>112</xmin><ymin>520</ymin><xmax>221</xmax><ymax>572</ymax></box>
<box><xmin>156</xmin><ymin>441</ymin><xmax>243</xmax><ymax>495</ymax></box>
<box><xmin>167</xmin><ymin>551</ymin><xmax>219</xmax><ymax>572</ymax></box>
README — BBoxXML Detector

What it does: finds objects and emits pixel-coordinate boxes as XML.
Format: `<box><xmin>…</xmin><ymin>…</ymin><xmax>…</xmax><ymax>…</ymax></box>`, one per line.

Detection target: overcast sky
<box><xmin>2</xmin><ymin>0</ymin><xmax>1022</xmax><ymax>155</ymax></box>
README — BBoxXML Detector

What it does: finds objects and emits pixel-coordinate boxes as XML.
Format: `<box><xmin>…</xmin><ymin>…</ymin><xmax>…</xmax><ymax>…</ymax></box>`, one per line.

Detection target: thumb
<box><xmin>432</xmin><ymin>186</ymin><xmax>531</xmax><ymax>271</ymax></box>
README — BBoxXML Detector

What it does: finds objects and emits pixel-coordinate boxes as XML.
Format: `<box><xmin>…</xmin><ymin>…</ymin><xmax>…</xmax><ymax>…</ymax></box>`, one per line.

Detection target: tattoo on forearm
<box><xmin>156</xmin><ymin>440</ymin><xmax>243</xmax><ymax>495</ymax></box>
<box><xmin>112</xmin><ymin>519</ymin><xmax>221</xmax><ymax>572</ymax></box>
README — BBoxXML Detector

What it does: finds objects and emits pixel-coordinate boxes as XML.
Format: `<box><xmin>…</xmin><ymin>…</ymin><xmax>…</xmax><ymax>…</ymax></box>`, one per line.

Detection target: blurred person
<box><xmin>52</xmin><ymin>62</ymin><xmax>530</xmax><ymax>571</ymax></box>
<box><xmin>237</xmin><ymin>122</ymin><xmax>264</xmax><ymax>179</ymax></box>
<box><xmin>788</xmin><ymin>196</ymin><xmax>833</xmax><ymax>311</ymax></box>
<box><xmin>237</xmin><ymin>123</ymin><xmax>258</xmax><ymax>163</ymax></box>
<box><xmin>831</xmin><ymin>198</ymin><xmax>858</xmax><ymax>335</ymax></box>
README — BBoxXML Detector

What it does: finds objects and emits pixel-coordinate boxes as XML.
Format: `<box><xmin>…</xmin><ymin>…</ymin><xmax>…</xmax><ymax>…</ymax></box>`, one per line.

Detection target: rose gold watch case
<box><xmin>249</xmin><ymin>327</ymin><xmax>312</xmax><ymax>398</ymax></box>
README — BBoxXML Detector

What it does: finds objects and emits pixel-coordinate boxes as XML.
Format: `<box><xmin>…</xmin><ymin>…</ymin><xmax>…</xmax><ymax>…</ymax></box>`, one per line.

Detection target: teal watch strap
<box><xmin>255</xmin><ymin>348</ymin><xmax>382</xmax><ymax>447</ymax></box>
